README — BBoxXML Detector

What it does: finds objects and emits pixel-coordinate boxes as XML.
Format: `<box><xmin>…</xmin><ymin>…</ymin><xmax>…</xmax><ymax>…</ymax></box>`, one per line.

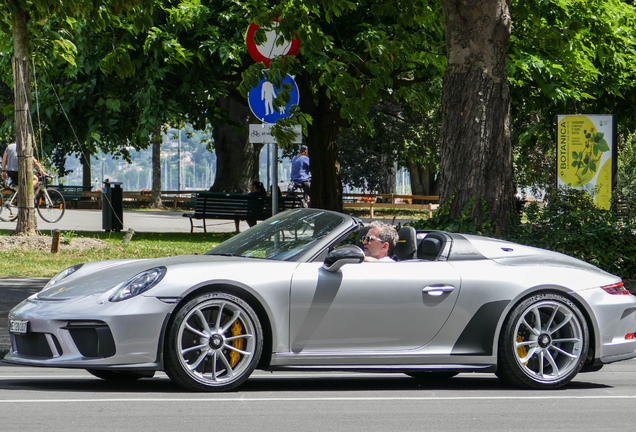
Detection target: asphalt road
<box><xmin>1</xmin><ymin>364</ymin><xmax>636</xmax><ymax>431</ymax></box>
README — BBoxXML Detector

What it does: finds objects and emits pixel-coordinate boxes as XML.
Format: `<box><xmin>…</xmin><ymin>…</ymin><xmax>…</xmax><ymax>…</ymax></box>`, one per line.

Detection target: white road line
<box><xmin>0</xmin><ymin>395</ymin><xmax>636</xmax><ymax>403</ymax></box>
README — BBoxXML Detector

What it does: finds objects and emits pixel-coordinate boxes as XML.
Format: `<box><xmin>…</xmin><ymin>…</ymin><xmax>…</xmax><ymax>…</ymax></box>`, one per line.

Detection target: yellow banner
<box><xmin>557</xmin><ymin>115</ymin><xmax>614</xmax><ymax>209</ymax></box>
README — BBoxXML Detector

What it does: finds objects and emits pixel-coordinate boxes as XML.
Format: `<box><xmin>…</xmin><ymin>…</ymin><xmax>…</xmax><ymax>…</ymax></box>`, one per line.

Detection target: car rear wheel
<box><xmin>164</xmin><ymin>292</ymin><xmax>263</xmax><ymax>391</ymax></box>
<box><xmin>497</xmin><ymin>293</ymin><xmax>588</xmax><ymax>389</ymax></box>
<box><xmin>86</xmin><ymin>369</ymin><xmax>155</xmax><ymax>381</ymax></box>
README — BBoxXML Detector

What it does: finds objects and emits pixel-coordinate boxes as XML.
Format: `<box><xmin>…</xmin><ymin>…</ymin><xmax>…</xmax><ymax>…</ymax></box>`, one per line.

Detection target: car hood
<box><xmin>35</xmin><ymin>255</ymin><xmax>256</xmax><ymax>300</ymax></box>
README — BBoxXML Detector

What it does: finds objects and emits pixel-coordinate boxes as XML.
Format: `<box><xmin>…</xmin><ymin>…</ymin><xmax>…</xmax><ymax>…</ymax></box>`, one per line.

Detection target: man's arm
<box><xmin>33</xmin><ymin>157</ymin><xmax>49</xmax><ymax>177</ymax></box>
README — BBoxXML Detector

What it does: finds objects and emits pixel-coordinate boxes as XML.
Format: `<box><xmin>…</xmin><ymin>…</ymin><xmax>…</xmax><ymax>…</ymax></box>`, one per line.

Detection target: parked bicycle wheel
<box><xmin>36</xmin><ymin>188</ymin><xmax>65</xmax><ymax>223</ymax></box>
<box><xmin>0</xmin><ymin>188</ymin><xmax>19</xmax><ymax>222</ymax></box>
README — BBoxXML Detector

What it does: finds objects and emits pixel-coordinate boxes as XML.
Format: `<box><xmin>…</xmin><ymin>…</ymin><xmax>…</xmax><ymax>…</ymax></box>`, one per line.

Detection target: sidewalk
<box><xmin>0</xmin><ymin>209</ymin><xmax>251</xmax><ymax>234</ymax></box>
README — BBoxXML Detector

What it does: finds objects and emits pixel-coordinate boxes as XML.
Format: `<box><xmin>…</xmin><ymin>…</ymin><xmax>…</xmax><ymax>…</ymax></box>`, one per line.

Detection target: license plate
<box><xmin>9</xmin><ymin>320</ymin><xmax>28</xmax><ymax>334</ymax></box>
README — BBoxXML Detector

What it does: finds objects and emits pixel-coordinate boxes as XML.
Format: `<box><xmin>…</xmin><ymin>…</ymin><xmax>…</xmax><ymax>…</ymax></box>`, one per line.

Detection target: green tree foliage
<box><xmin>0</xmin><ymin>0</ymin><xmax>154</xmax><ymax>234</ymax></box>
<box><xmin>238</xmin><ymin>0</ymin><xmax>446</xmax><ymax>210</ymax></box>
<box><xmin>339</xmin><ymin>98</ymin><xmax>440</xmax><ymax>195</ymax></box>
<box><xmin>509</xmin><ymin>0</ymin><xmax>636</xmax><ymax>190</ymax></box>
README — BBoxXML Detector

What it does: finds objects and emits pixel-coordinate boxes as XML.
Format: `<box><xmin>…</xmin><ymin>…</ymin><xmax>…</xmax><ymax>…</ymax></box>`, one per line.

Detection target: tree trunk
<box><xmin>210</xmin><ymin>95</ymin><xmax>260</xmax><ymax>193</ymax></box>
<box><xmin>12</xmin><ymin>5</ymin><xmax>36</xmax><ymax>235</ymax></box>
<box><xmin>299</xmin><ymin>72</ymin><xmax>344</xmax><ymax>212</ymax></box>
<box><xmin>150</xmin><ymin>124</ymin><xmax>163</xmax><ymax>208</ymax></box>
<box><xmin>407</xmin><ymin>161</ymin><xmax>438</xmax><ymax>202</ymax></box>
<box><xmin>305</xmin><ymin>118</ymin><xmax>342</xmax><ymax>211</ymax></box>
<box><xmin>439</xmin><ymin>0</ymin><xmax>516</xmax><ymax>231</ymax></box>
<box><xmin>81</xmin><ymin>152</ymin><xmax>91</xmax><ymax>188</ymax></box>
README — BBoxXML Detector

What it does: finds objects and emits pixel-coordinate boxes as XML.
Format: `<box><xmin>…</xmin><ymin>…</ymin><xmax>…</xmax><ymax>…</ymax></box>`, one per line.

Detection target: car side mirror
<box><xmin>323</xmin><ymin>245</ymin><xmax>365</xmax><ymax>272</ymax></box>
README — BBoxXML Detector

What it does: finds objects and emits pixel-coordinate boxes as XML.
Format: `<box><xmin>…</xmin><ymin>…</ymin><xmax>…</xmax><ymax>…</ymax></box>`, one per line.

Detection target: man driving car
<box><xmin>362</xmin><ymin>221</ymin><xmax>398</xmax><ymax>262</ymax></box>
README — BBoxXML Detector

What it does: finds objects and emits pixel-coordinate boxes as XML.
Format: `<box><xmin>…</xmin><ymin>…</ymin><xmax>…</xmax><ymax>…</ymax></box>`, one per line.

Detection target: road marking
<box><xmin>1</xmin><ymin>395</ymin><xmax>636</xmax><ymax>403</ymax></box>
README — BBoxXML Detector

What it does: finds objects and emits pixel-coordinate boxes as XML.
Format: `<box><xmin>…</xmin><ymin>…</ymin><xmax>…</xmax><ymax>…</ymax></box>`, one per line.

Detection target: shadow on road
<box><xmin>0</xmin><ymin>373</ymin><xmax>611</xmax><ymax>394</ymax></box>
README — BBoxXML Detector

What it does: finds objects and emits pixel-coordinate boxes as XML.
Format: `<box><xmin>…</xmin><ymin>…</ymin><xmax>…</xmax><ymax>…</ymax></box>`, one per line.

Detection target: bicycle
<box><xmin>0</xmin><ymin>176</ymin><xmax>66</xmax><ymax>223</ymax></box>
<box><xmin>285</xmin><ymin>181</ymin><xmax>309</xmax><ymax>208</ymax></box>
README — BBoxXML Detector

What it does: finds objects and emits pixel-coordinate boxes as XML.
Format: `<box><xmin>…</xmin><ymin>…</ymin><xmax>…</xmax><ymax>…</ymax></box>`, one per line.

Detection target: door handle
<box><xmin>423</xmin><ymin>285</ymin><xmax>455</xmax><ymax>296</ymax></box>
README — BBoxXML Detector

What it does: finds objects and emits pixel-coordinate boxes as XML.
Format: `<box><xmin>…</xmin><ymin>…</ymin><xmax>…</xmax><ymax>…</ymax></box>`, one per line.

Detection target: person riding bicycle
<box><xmin>2</xmin><ymin>142</ymin><xmax>49</xmax><ymax>192</ymax></box>
<box><xmin>290</xmin><ymin>145</ymin><xmax>310</xmax><ymax>201</ymax></box>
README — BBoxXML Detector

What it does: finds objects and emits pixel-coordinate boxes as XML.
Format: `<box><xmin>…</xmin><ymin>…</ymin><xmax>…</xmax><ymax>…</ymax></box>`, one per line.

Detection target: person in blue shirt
<box><xmin>290</xmin><ymin>145</ymin><xmax>310</xmax><ymax>201</ymax></box>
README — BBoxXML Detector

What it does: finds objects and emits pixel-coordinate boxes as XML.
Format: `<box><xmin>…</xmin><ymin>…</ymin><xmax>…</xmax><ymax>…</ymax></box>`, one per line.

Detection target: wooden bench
<box><xmin>183</xmin><ymin>192</ymin><xmax>304</xmax><ymax>233</ymax></box>
<box><xmin>50</xmin><ymin>185</ymin><xmax>94</xmax><ymax>208</ymax></box>
<box><xmin>342</xmin><ymin>193</ymin><xmax>439</xmax><ymax>218</ymax></box>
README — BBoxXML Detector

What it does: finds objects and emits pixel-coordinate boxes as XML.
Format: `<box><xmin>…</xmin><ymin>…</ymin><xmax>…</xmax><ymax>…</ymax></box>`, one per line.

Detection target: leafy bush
<box><xmin>410</xmin><ymin>189</ymin><xmax>636</xmax><ymax>279</ymax></box>
<box><xmin>409</xmin><ymin>196</ymin><xmax>497</xmax><ymax>236</ymax></box>
<box><xmin>505</xmin><ymin>189</ymin><xmax>636</xmax><ymax>278</ymax></box>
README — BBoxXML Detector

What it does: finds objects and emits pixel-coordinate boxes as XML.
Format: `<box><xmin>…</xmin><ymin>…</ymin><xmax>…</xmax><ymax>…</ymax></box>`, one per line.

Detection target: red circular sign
<box><xmin>246</xmin><ymin>21</ymin><xmax>300</xmax><ymax>67</ymax></box>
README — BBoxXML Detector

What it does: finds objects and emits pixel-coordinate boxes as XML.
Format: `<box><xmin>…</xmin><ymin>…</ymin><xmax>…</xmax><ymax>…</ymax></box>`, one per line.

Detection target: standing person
<box><xmin>290</xmin><ymin>144</ymin><xmax>311</xmax><ymax>201</ymax></box>
<box><xmin>1</xmin><ymin>142</ymin><xmax>18</xmax><ymax>186</ymax></box>
<box><xmin>362</xmin><ymin>221</ymin><xmax>399</xmax><ymax>262</ymax></box>
<box><xmin>2</xmin><ymin>142</ymin><xmax>49</xmax><ymax>191</ymax></box>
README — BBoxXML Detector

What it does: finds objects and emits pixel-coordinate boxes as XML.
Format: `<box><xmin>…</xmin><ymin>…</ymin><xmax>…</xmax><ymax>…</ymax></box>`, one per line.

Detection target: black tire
<box><xmin>0</xmin><ymin>188</ymin><xmax>18</xmax><ymax>222</ymax></box>
<box><xmin>36</xmin><ymin>188</ymin><xmax>65</xmax><ymax>223</ymax></box>
<box><xmin>405</xmin><ymin>371</ymin><xmax>459</xmax><ymax>381</ymax></box>
<box><xmin>164</xmin><ymin>292</ymin><xmax>263</xmax><ymax>392</ymax></box>
<box><xmin>87</xmin><ymin>369</ymin><xmax>155</xmax><ymax>382</ymax></box>
<box><xmin>497</xmin><ymin>293</ymin><xmax>589</xmax><ymax>389</ymax></box>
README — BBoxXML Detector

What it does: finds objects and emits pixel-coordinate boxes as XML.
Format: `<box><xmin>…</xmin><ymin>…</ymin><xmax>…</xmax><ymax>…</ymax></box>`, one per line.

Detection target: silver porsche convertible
<box><xmin>5</xmin><ymin>208</ymin><xmax>636</xmax><ymax>391</ymax></box>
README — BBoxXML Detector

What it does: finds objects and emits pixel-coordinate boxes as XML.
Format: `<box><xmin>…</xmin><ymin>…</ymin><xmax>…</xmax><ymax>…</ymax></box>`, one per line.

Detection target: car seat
<box><xmin>417</xmin><ymin>234</ymin><xmax>444</xmax><ymax>260</ymax></box>
<box><xmin>392</xmin><ymin>226</ymin><xmax>417</xmax><ymax>261</ymax></box>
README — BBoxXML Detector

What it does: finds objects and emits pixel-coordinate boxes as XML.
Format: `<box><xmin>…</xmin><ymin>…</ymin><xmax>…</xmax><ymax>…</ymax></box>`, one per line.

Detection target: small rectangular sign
<box><xmin>10</xmin><ymin>320</ymin><xmax>28</xmax><ymax>334</ymax></box>
<box><xmin>557</xmin><ymin>115</ymin><xmax>616</xmax><ymax>209</ymax></box>
<box><xmin>249</xmin><ymin>124</ymin><xmax>302</xmax><ymax>144</ymax></box>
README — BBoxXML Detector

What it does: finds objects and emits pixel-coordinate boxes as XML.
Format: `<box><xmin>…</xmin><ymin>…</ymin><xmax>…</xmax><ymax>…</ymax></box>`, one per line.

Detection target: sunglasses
<box><xmin>361</xmin><ymin>235</ymin><xmax>383</xmax><ymax>243</ymax></box>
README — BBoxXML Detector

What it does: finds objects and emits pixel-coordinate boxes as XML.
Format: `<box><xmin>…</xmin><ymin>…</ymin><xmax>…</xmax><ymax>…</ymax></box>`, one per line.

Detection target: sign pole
<box><xmin>266</xmin><ymin>143</ymin><xmax>271</xmax><ymax>190</ymax></box>
<box><xmin>271</xmin><ymin>142</ymin><xmax>279</xmax><ymax>216</ymax></box>
<box><xmin>246</xmin><ymin>19</ymin><xmax>301</xmax><ymax>219</ymax></box>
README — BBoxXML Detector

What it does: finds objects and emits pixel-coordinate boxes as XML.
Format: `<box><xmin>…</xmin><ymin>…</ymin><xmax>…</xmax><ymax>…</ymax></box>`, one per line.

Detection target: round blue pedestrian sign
<box><xmin>248</xmin><ymin>72</ymin><xmax>300</xmax><ymax>123</ymax></box>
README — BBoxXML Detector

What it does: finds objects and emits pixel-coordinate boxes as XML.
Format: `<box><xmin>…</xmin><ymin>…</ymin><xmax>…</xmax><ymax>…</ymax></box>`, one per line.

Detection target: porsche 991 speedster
<box><xmin>5</xmin><ymin>208</ymin><xmax>636</xmax><ymax>391</ymax></box>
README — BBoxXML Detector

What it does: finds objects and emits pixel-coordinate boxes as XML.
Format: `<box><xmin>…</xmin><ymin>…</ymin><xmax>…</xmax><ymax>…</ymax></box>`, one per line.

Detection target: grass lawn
<box><xmin>0</xmin><ymin>230</ymin><xmax>234</xmax><ymax>278</ymax></box>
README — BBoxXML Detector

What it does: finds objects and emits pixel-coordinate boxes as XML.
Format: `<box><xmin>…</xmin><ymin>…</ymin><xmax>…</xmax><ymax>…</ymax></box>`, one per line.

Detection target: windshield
<box><xmin>206</xmin><ymin>209</ymin><xmax>348</xmax><ymax>261</ymax></box>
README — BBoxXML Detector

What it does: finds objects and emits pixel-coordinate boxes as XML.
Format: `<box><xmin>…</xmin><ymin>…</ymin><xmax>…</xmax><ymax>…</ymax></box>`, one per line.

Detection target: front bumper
<box><xmin>4</xmin><ymin>293</ymin><xmax>173</xmax><ymax>368</ymax></box>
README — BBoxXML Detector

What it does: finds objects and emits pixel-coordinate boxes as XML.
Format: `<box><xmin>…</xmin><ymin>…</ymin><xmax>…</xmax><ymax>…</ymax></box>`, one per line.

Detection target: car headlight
<box><xmin>109</xmin><ymin>267</ymin><xmax>166</xmax><ymax>302</ymax></box>
<box><xmin>41</xmin><ymin>264</ymin><xmax>84</xmax><ymax>292</ymax></box>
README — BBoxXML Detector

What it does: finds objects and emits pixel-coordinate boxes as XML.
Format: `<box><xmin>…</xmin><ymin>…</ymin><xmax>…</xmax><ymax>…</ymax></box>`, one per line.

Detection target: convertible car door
<box><xmin>289</xmin><ymin>261</ymin><xmax>461</xmax><ymax>353</ymax></box>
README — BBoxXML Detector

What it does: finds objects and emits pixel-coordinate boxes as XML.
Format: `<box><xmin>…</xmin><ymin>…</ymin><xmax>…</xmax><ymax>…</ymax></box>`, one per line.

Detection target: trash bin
<box><xmin>102</xmin><ymin>180</ymin><xmax>123</xmax><ymax>232</ymax></box>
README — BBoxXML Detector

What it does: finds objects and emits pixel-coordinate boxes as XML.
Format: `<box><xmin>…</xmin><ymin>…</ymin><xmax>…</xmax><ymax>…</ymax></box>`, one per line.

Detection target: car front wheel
<box><xmin>164</xmin><ymin>292</ymin><xmax>263</xmax><ymax>391</ymax></box>
<box><xmin>497</xmin><ymin>293</ymin><xmax>589</xmax><ymax>389</ymax></box>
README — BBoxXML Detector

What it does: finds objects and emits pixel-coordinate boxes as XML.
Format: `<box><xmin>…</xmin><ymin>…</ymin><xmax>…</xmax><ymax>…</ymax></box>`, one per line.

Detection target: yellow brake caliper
<box><xmin>517</xmin><ymin>334</ymin><xmax>528</xmax><ymax>364</ymax></box>
<box><xmin>229</xmin><ymin>320</ymin><xmax>244</xmax><ymax>367</ymax></box>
